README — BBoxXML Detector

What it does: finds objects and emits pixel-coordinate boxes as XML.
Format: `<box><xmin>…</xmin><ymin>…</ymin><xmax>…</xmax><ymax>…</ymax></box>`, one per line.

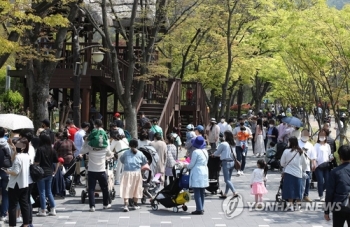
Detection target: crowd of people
<box><xmin>0</xmin><ymin>109</ymin><xmax>349</xmax><ymax>226</ymax></box>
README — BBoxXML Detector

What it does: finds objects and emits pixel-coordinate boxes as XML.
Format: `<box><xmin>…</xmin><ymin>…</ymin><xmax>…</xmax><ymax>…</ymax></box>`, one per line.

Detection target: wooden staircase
<box><xmin>137</xmin><ymin>79</ymin><xmax>209</xmax><ymax>139</ymax></box>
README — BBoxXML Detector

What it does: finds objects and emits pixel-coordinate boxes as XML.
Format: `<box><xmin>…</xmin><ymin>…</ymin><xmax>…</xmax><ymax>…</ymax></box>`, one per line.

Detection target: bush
<box><xmin>1</xmin><ymin>90</ymin><xmax>24</xmax><ymax>113</ymax></box>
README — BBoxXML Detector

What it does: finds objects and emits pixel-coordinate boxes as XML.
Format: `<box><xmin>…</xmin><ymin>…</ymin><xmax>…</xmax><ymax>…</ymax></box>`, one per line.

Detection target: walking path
<box><xmin>8</xmin><ymin>147</ymin><xmax>332</xmax><ymax>227</ymax></box>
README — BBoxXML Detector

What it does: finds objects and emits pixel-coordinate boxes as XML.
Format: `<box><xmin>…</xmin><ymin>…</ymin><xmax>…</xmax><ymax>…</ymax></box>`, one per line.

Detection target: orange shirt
<box><xmin>237</xmin><ymin>131</ymin><xmax>250</xmax><ymax>141</ymax></box>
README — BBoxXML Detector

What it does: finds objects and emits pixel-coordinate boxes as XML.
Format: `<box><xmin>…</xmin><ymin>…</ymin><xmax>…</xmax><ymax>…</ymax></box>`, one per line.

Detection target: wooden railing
<box><xmin>158</xmin><ymin>79</ymin><xmax>181</xmax><ymax>135</ymax></box>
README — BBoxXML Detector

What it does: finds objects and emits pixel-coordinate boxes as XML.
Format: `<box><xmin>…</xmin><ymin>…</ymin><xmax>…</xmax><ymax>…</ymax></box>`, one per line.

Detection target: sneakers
<box><xmin>49</xmin><ymin>208</ymin><xmax>56</xmax><ymax>216</ymax></box>
<box><xmin>36</xmin><ymin>211</ymin><xmax>47</xmax><ymax>217</ymax></box>
<box><xmin>90</xmin><ymin>206</ymin><xmax>95</xmax><ymax>212</ymax></box>
<box><xmin>240</xmin><ymin>171</ymin><xmax>244</xmax><ymax>175</ymax></box>
<box><xmin>16</xmin><ymin>217</ymin><xmax>23</xmax><ymax>223</ymax></box>
<box><xmin>236</xmin><ymin>171</ymin><xmax>241</xmax><ymax>176</ymax></box>
<box><xmin>319</xmin><ymin>196</ymin><xmax>325</xmax><ymax>202</ymax></box>
<box><xmin>303</xmin><ymin>196</ymin><xmax>312</xmax><ymax>202</ymax></box>
<box><xmin>123</xmin><ymin>205</ymin><xmax>129</xmax><ymax>212</ymax></box>
<box><xmin>0</xmin><ymin>216</ymin><xmax>6</xmax><ymax>221</ymax></box>
<box><xmin>103</xmin><ymin>204</ymin><xmax>112</xmax><ymax>209</ymax></box>
<box><xmin>130</xmin><ymin>204</ymin><xmax>140</xmax><ymax>210</ymax></box>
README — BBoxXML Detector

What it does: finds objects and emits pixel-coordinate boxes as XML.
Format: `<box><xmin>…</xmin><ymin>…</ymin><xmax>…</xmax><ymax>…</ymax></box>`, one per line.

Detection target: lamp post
<box><xmin>73</xmin><ymin>50</ymin><xmax>104</xmax><ymax>128</ymax></box>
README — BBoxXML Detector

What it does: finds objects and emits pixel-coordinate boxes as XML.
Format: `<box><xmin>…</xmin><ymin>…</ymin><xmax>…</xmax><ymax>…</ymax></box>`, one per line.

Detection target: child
<box><xmin>87</xmin><ymin>119</ymin><xmax>109</xmax><ymax>149</ymax></box>
<box><xmin>251</xmin><ymin>159</ymin><xmax>268</xmax><ymax>208</ymax></box>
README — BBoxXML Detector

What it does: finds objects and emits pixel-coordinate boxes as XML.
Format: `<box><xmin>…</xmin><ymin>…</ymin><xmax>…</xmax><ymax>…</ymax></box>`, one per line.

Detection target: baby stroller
<box><xmin>80</xmin><ymin>158</ymin><xmax>116</xmax><ymax>204</ymax></box>
<box><xmin>150</xmin><ymin>165</ymin><xmax>189</xmax><ymax>213</ymax></box>
<box><xmin>139</xmin><ymin>146</ymin><xmax>160</xmax><ymax>203</ymax></box>
<box><xmin>206</xmin><ymin>150</ymin><xmax>221</xmax><ymax>194</ymax></box>
<box><xmin>275</xmin><ymin>175</ymin><xmax>287</xmax><ymax>209</ymax></box>
<box><xmin>268</xmin><ymin>142</ymin><xmax>286</xmax><ymax>171</ymax></box>
<box><xmin>63</xmin><ymin>157</ymin><xmax>81</xmax><ymax>197</ymax></box>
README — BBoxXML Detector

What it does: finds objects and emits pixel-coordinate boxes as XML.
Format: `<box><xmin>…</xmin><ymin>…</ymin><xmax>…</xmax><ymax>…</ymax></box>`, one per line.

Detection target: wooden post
<box><xmin>114</xmin><ymin>91</ymin><xmax>118</xmax><ymax>113</ymax></box>
<box><xmin>81</xmin><ymin>88</ymin><xmax>91</xmax><ymax>122</ymax></box>
<box><xmin>100</xmin><ymin>85</ymin><xmax>107</xmax><ymax>128</ymax></box>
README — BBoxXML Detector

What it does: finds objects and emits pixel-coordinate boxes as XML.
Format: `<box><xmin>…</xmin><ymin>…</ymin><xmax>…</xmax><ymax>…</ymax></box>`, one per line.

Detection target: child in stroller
<box><xmin>150</xmin><ymin>165</ymin><xmax>190</xmax><ymax>213</ymax></box>
<box><xmin>267</xmin><ymin>142</ymin><xmax>286</xmax><ymax>171</ymax></box>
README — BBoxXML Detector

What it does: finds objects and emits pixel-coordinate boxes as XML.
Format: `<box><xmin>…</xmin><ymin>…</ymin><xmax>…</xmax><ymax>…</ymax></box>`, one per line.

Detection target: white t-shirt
<box><xmin>314</xmin><ymin>143</ymin><xmax>331</xmax><ymax>167</ymax></box>
<box><xmin>138</xmin><ymin>140</ymin><xmax>151</xmax><ymax>148</ymax></box>
<box><xmin>110</xmin><ymin>138</ymin><xmax>129</xmax><ymax>153</ymax></box>
<box><xmin>28</xmin><ymin>144</ymin><xmax>35</xmax><ymax>184</ymax></box>
<box><xmin>250</xmin><ymin>168</ymin><xmax>266</xmax><ymax>184</ymax></box>
<box><xmin>281</xmin><ymin>148</ymin><xmax>307</xmax><ymax>178</ymax></box>
<box><xmin>298</xmin><ymin>140</ymin><xmax>315</xmax><ymax>171</ymax></box>
<box><xmin>218</xmin><ymin>122</ymin><xmax>229</xmax><ymax>134</ymax></box>
<box><xmin>232</xmin><ymin>126</ymin><xmax>252</xmax><ymax>145</ymax></box>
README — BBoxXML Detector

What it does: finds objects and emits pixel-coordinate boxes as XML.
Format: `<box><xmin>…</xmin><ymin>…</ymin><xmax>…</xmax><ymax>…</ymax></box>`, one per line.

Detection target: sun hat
<box><xmin>191</xmin><ymin>136</ymin><xmax>206</xmax><ymax>149</ymax></box>
<box><xmin>194</xmin><ymin>125</ymin><xmax>204</xmax><ymax>131</ymax></box>
<box><xmin>186</xmin><ymin>124</ymin><xmax>194</xmax><ymax>130</ymax></box>
<box><xmin>210</xmin><ymin>118</ymin><xmax>217</xmax><ymax>123</ymax></box>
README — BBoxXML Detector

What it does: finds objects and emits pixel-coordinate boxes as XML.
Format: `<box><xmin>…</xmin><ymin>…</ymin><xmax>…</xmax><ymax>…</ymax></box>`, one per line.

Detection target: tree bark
<box><xmin>237</xmin><ymin>85</ymin><xmax>244</xmax><ymax>119</ymax></box>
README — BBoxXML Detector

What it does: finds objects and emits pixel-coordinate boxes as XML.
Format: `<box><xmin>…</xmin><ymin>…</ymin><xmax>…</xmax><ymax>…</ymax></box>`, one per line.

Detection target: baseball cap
<box><xmin>194</xmin><ymin>125</ymin><xmax>204</xmax><ymax>131</ymax></box>
<box><xmin>114</xmin><ymin>112</ymin><xmax>121</xmax><ymax>118</ymax></box>
<box><xmin>41</xmin><ymin>119</ymin><xmax>50</xmax><ymax>127</ymax></box>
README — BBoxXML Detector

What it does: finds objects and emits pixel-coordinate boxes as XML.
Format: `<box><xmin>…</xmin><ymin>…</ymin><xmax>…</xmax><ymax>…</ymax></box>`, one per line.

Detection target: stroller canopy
<box><xmin>139</xmin><ymin>145</ymin><xmax>159</xmax><ymax>174</ymax></box>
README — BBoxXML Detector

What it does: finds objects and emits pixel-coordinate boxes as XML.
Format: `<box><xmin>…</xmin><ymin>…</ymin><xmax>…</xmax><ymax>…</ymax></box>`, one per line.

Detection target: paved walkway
<box><xmin>1</xmin><ymin>148</ymin><xmax>334</xmax><ymax>227</ymax></box>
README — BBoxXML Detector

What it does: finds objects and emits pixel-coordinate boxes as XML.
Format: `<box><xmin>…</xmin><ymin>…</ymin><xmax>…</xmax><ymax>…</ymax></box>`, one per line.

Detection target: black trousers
<box><xmin>333</xmin><ymin>210</ymin><xmax>350</xmax><ymax>227</ymax></box>
<box><xmin>27</xmin><ymin>183</ymin><xmax>34</xmax><ymax>224</ymax></box>
<box><xmin>8</xmin><ymin>184</ymin><xmax>30</xmax><ymax>226</ymax></box>
<box><xmin>88</xmin><ymin>171</ymin><xmax>109</xmax><ymax>208</ymax></box>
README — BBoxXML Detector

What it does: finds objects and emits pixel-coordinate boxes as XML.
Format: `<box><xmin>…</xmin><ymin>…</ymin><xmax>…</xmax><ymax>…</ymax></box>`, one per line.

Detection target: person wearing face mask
<box><xmin>298</xmin><ymin>129</ymin><xmax>316</xmax><ymax>202</ymax></box>
<box><xmin>206</xmin><ymin>118</ymin><xmax>220</xmax><ymax>150</ymax></box>
<box><xmin>277</xmin><ymin>120</ymin><xmax>288</xmax><ymax>142</ymax></box>
<box><xmin>233</xmin><ymin>118</ymin><xmax>253</xmax><ymax>176</ymax></box>
<box><xmin>266</xmin><ymin>119</ymin><xmax>278</xmax><ymax>150</ymax></box>
<box><xmin>313</xmin><ymin>130</ymin><xmax>333</xmax><ymax>201</ymax></box>
<box><xmin>218</xmin><ymin>117</ymin><xmax>229</xmax><ymax>134</ymax></box>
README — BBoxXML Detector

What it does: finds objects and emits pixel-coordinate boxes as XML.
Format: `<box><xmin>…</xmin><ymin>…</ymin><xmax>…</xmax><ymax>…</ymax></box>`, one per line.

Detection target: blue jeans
<box><xmin>302</xmin><ymin>171</ymin><xmax>311</xmax><ymax>197</ymax></box>
<box><xmin>235</xmin><ymin>146</ymin><xmax>247</xmax><ymax>171</ymax></box>
<box><xmin>193</xmin><ymin>188</ymin><xmax>205</xmax><ymax>211</ymax></box>
<box><xmin>88</xmin><ymin>171</ymin><xmax>109</xmax><ymax>208</ymax></box>
<box><xmin>222</xmin><ymin>161</ymin><xmax>235</xmax><ymax>194</ymax></box>
<box><xmin>0</xmin><ymin>172</ymin><xmax>9</xmax><ymax>217</ymax></box>
<box><xmin>37</xmin><ymin>176</ymin><xmax>56</xmax><ymax>210</ymax></box>
<box><xmin>315</xmin><ymin>167</ymin><xmax>329</xmax><ymax>197</ymax></box>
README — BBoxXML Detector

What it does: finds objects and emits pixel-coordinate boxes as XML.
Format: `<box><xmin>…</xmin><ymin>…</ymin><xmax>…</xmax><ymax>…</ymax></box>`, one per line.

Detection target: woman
<box><xmin>186</xmin><ymin>136</ymin><xmax>209</xmax><ymax>215</ymax></box>
<box><xmin>254</xmin><ymin>119</ymin><xmax>265</xmax><ymax>158</ymax></box>
<box><xmin>5</xmin><ymin>138</ymin><xmax>31</xmax><ymax>227</ymax></box>
<box><xmin>165</xmin><ymin>134</ymin><xmax>177</xmax><ymax>187</ymax></box>
<box><xmin>213</xmin><ymin>131</ymin><xmax>238</xmax><ymax>199</ymax></box>
<box><xmin>206</xmin><ymin>118</ymin><xmax>220</xmax><ymax>149</ymax></box>
<box><xmin>314</xmin><ymin>130</ymin><xmax>333</xmax><ymax>201</ymax></box>
<box><xmin>110</xmin><ymin>131</ymin><xmax>129</xmax><ymax>185</ymax></box>
<box><xmin>266</xmin><ymin>119</ymin><xmax>278</xmax><ymax>149</ymax></box>
<box><xmin>35</xmin><ymin>133</ymin><xmax>59</xmax><ymax>217</ymax></box>
<box><xmin>54</xmin><ymin>129</ymin><xmax>76</xmax><ymax>169</ymax></box>
<box><xmin>119</xmin><ymin>139</ymin><xmax>148</xmax><ymax>212</ymax></box>
<box><xmin>138</xmin><ymin>129</ymin><xmax>151</xmax><ymax>148</ymax></box>
<box><xmin>280</xmin><ymin>136</ymin><xmax>307</xmax><ymax>211</ymax></box>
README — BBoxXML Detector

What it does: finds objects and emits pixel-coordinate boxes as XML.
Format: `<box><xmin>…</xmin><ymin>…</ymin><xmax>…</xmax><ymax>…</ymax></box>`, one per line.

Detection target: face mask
<box><xmin>221</xmin><ymin>119</ymin><xmax>225</xmax><ymax>123</ymax></box>
<box><xmin>269</xmin><ymin>124</ymin><xmax>274</xmax><ymax>128</ymax></box>
<box><xmin>319</xmin><ymin>137</ymin><xmax>326</xmax><ymax>142</ymax></box>
<box><xmin>240</xmin><ymin>122</ymin><xmax>244</xmax><ymax>126</ymax></box>
<box><xmin>301</xmin><ymin>136</ymin><xmax>309</xmax><ymax>142</ymax></box>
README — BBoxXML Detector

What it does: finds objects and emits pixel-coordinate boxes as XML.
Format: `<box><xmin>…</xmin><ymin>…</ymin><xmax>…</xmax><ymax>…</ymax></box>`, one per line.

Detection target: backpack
<box><xmin>88</xmin><ymin>129</ymin><xmax>109</xmax><ymax>148</ymax></box>
<box><xmin>1</xmin><ymin>146</ymin><xmax>12</xmax><ymax>168</ymax></box>
<box><xmin>30</xmin><ymin>164</ymin><xmax>44</xmax><ymax>182</ymax></box>
<box><xmin>124</xmin><ymin>130</ymin><xmax>132</xmax><ymax>142</ymax></box>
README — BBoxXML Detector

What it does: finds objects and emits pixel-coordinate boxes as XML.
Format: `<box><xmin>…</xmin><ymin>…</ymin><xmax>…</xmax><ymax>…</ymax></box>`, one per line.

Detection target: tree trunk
<box><xmin>32</xmin><ymin>80</ymin><xmax>49</xmax><ymax>130</ymax></box>
<box><xmin>124</xmin><ymin>101</ymin><xmax>138</xmax><ymax>140</ymax></box>
<box><xmin>237</xmin><ymin>85</ymin><xmax>244</xmax><ymax>119</ymax></box>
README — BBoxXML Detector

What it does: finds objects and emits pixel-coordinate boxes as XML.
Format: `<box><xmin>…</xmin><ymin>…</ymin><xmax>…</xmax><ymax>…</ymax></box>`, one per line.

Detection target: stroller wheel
<box><xmin>173</xmin><ymin>207</ymin><xmax>179</xmax><ymax>213</ymax></box>
<box><xmin>141</xmin><ymin>197</ymin><xmax>146</xmax><ymax>204</ymax></box>
<box><xmin>81</xmin><ymin>190</ymin><xmax>86</xmax><ymax>204</ymax></box>
<box><xmin>151</xmin><ymin>204</ymin><xmax>158</xmax><ymax>211</ymax></box>
<box><xmin>69</xmin><ymin>188</ymin><xmax>76</xmax><ymax>197</ymax></box>
<box><xmin>182</xmin><ymin>205</ymin><xmax>188</xmax><ymax>212</ymax></box>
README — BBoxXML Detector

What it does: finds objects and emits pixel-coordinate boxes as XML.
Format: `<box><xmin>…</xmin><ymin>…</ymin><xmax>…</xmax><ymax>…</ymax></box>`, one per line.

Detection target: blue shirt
<box><xmin>120</xmin><ymin>149</ymin><xmax>148</xmax><ymax>172</ymax></box>
<box><xmin>74</xmin><ymin>129</ymin><xmax>86</xmax><ymax>156</ymax></box>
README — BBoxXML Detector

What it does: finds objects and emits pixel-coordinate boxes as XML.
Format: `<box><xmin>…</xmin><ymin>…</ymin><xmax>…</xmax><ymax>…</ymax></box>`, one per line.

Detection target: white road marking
<box><xmin>160</xmin><ymin>221</ymin><xmax>172</xmax><ymax>224</ymax></box>
<box><xmin>64</xmin><ymin>222</ymin><xmax>76</xmax><ymax>225</ymax></box>
<box><xmin>119</xmin><ymin>216</ymin><xmax>130</xmax><ymax>218</ymax></box>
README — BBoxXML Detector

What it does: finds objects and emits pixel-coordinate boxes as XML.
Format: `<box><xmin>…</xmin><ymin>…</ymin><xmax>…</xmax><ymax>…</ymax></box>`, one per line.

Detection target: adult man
<box><xmin>74</xmin><ymin>122</ymin><xmax>90</xmax><ymax>186</ymax></box>
<box><xmin>218</xmin><ymin>117</ymin><xmax>229</xmax><ymax>134</ymax></box>
<box><xmin>150</xmin><ymin>133</ymin><xmax>167</xmax><ymax>187</ymax></box>
<box><xmin>227</xmin><ymin>119</ymin><xmax>234</xmax><ymax>132</ymax></box>
<box><xmin>298</xmin><ymin>129</ymin><xmax>316</xmax><ymax>202</ymax></box>
<box><xmin>66</xmin><ymin>119</ymin><xmax>79</xmax><ymax>141</ymax></box>
<box><xmin>325</xmin><ymin>145</ymin><xmax>350</xmax><ymax>226</ymax></box>
<box><xmin>277</xmin><ymin>121</ymin><xmax>288</xmax><ymax>142</ymax></box>
<box><xmin>80</xmin><ymin>122</ymin><xmax>112</xmax><ymax>212</ymax></box>
<box><xmin>233</xmin><ymin>118</ymin><xmax>253</xmax><ymax>176</ymax></box>
<box><xmin>0</xmin><ymin>127</ymin><xmax>11</xmax><ymax>221</ymax></box>
<box><xmin>41</xmin><ymin>119</ymin><xmax>55</xmax><ymax>144</ymax></box>
<box><xmin>139</xmin><ymin>112</ymin><xmax>150</xmax><ymax>130</ymax></box>
<box><xmin>150</xmin><ymin>118</ymin><xmax>163</xmax><ymax>139</ymax></box>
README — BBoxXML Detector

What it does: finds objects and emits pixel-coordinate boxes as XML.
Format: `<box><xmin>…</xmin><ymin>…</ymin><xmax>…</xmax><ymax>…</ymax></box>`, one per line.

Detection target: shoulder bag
<box><xmin>229</xmin><ymin>145</ymin><xmax>241</xmax><ymax>171</ymax></box>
